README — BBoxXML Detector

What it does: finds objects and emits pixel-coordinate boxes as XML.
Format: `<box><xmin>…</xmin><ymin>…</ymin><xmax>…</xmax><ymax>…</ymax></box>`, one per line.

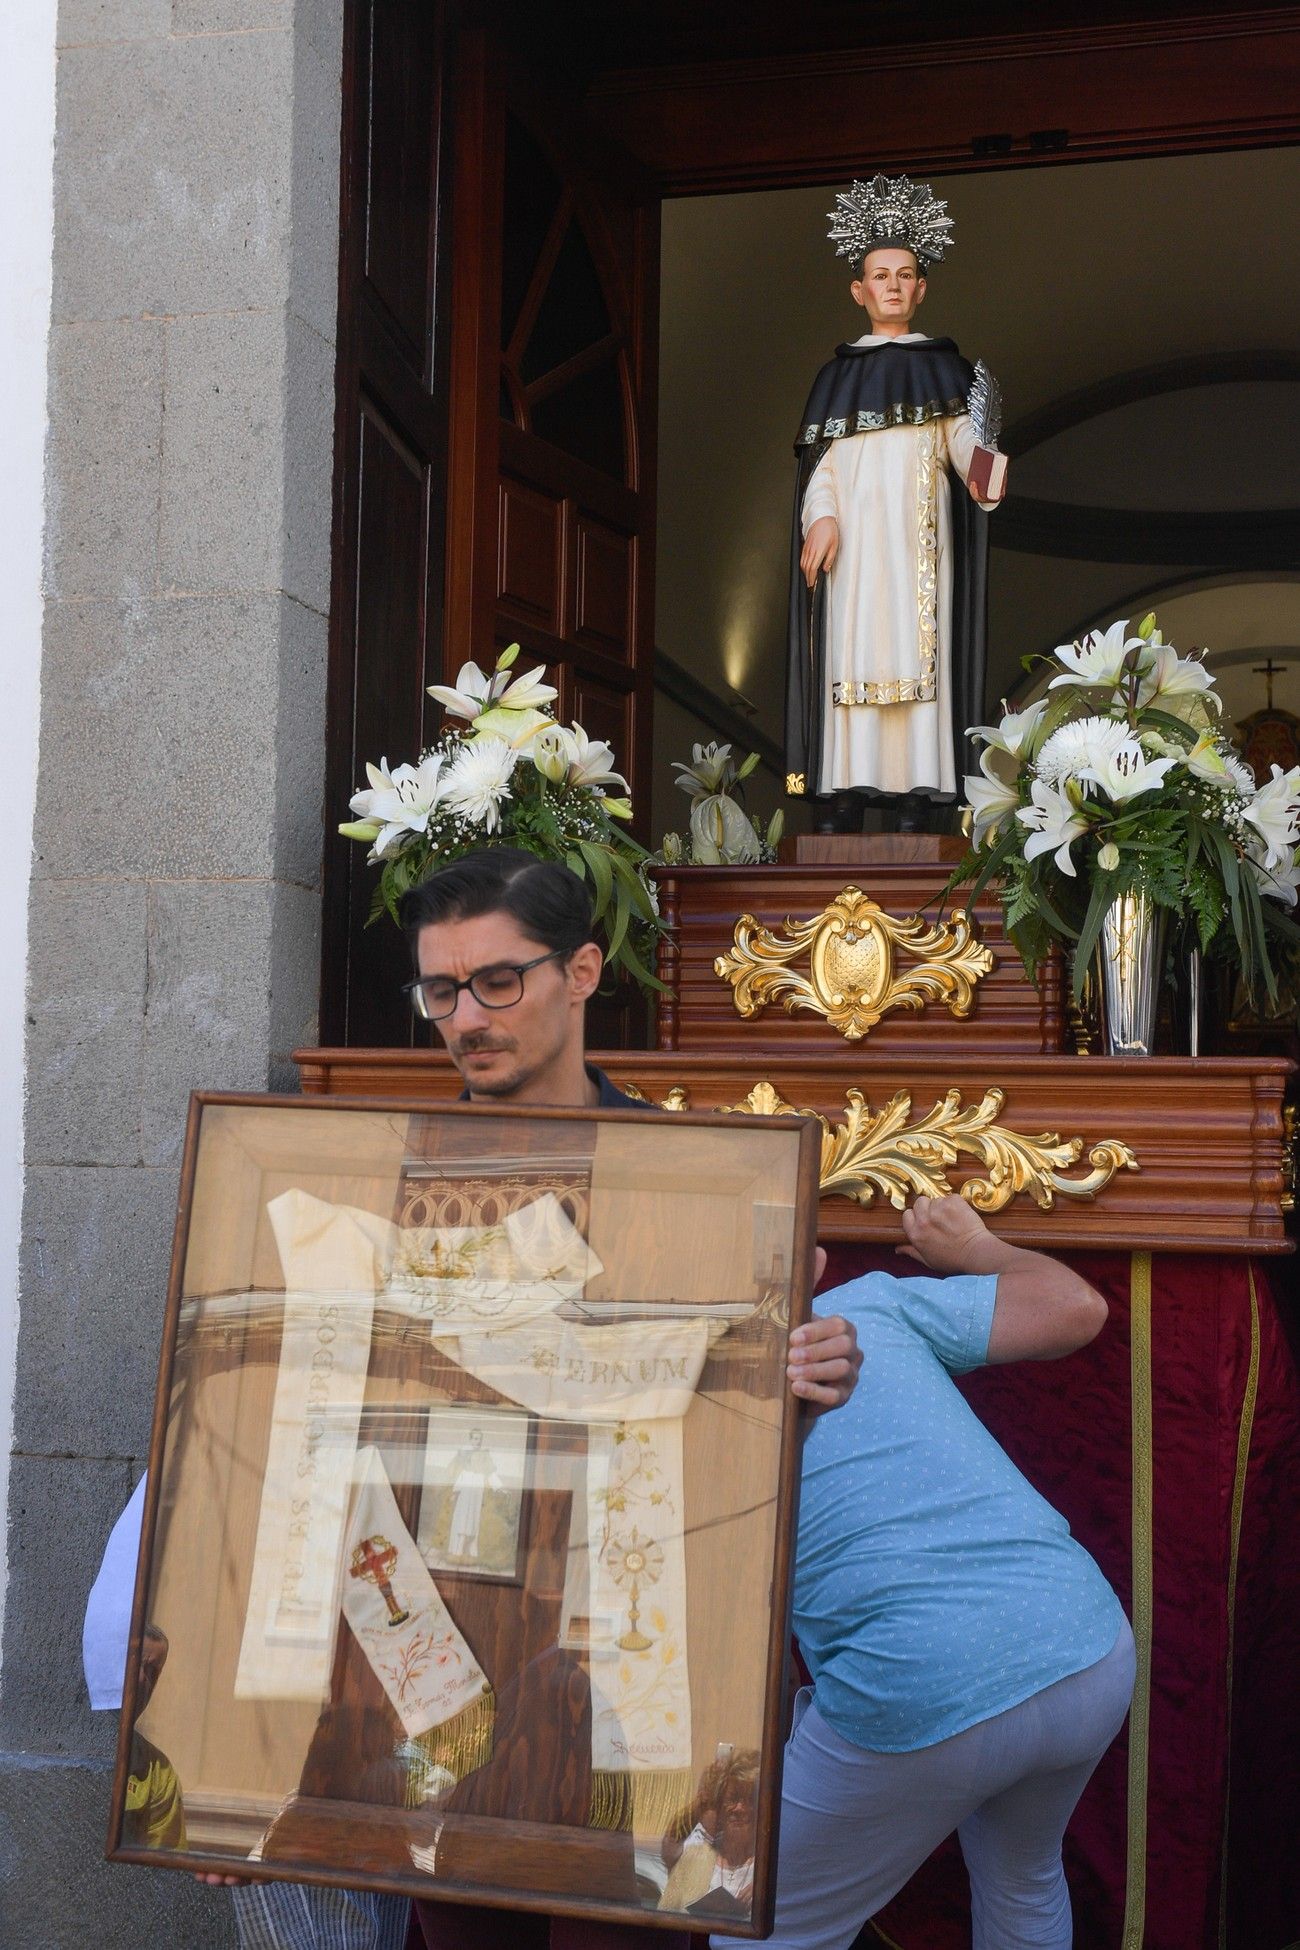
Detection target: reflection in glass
<box><xmin>112</xmin><ymin>1101</ymin><xmax>811</xmax><ymax>1932</ymax></box>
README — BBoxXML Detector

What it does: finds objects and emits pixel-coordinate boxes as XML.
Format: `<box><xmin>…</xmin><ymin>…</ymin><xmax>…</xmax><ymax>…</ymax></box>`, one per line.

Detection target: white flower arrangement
<box><xmin>340</xmin><ymin>645</ymin><xmax>662</xmax><ymax>992</ymax></box>
<box><xmin>952</xmin><ymin>613</ymin><xmax>1300</xmax><ymax>1000</ymax></box>
<box><xmin>657</xmin><ymin>742</ymin><xmax>784</xmax><ymax>867</ymax></box>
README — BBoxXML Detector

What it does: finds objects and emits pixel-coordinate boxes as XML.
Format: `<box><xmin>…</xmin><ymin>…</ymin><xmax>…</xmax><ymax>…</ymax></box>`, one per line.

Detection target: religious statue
<box><xmin>785</xmin><ymin>175</ymin><xmax>1007</xmax><ymax>833</ymax></box>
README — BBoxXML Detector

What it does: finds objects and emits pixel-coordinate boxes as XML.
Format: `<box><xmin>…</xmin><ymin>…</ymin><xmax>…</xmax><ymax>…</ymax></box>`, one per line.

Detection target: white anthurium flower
<box><xmin>1034</xmin><ymin>715</ymin><xmax>1130</xmax><ymax>791</ymax></box>
<box><xmin>1097</xmin><ymin>840</ymin><xmax>1120</xmax><ymax>871</ymax></box>
<box><xmin>1048</xmin><ymin>618</ymin><xmax>1149</xmax><ymax>692</ymax></box>
<box><xmin>673</xmin><ymin>741</ymin><xmax>735</xmax><ymax>799</ymax></box>
<box><xmin>1243</xmin><ymin>763</ymin><xmax>1300</xmax><ymax>871</ymax></box>
<box><xmin>1017</xmin><ymin>779</ymin><xmax>1090</xmax><ymax>877</ymax></box>
<box><xmin>968</xmin><ymin>697</ymin><xmax>1048</xmax><ymax>760</ymax></box>
<box><xmin>472</xmin><ymin>703</ymin><xmax>553</xmax><ymax>750</ymax></box>
<box><xmin>1247</xmin><ymin>839</ymin><xmax>1300</xmax><ymax>909</ymax></box>
<box><xmin>427</xmin><ymin>660</ymin><xmax>494</xmax><ymax>722</ymax></box>
<box><xmin>1136</xmin><ymin>641</ymin><xmax>1221</xmax><ymax>714</ymax></box>
<box><xmin>532</xmin><ymin>725</ymin><xmax>570</xmax><ymax>784</ymax></box>
<box><xmin>348</xmin><ymin>752</ymin><xmax>448</xmax><ymax>857</ymax></box>
<box><xmin>560</xmin><ymin>723</ymin><xmax>628</xmax><ymax>795</ymax></box>
<box><xmin>440</xmin><ymin>736</ymin><xmax>518</xmax><ymax>833</ymax></box>
<box><xmin>963</xmin><ymin>749</ymin><xmax>1021</xmax><ymax>846</ymax></box>
<box><xmin>1078</xmin><ymin>738</ymin><xmax>1176</xmax><ymax>804</ymax></box>
<box><xmin>1185</xmin><ymin>731</ymin><xmax>1240</xmax><ymax>787</ymax></box>
<box><xmin>690</xmin><ymin>794</ymin><xmax>761</xmax><ymax>865</ymax></box>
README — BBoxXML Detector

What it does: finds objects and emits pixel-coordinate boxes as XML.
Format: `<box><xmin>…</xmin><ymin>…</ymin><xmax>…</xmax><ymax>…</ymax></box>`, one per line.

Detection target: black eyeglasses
<box><xmin>403</xmin><ymin>949</ymin><xmax>568</xmax><ymax>1022</ymax></box>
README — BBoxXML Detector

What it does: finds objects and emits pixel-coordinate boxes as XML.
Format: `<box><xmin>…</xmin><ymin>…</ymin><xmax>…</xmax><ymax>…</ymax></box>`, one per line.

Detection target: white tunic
<box><xmin>801</xmin><ymin>333</ymin><xmax>986</xmax><ymax>798</ymax></box>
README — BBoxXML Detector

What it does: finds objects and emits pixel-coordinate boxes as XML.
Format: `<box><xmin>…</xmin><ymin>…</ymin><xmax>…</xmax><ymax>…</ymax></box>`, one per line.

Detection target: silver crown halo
<box><xmin>827</xmin><ymin>175</ymin><xmax>955</xmax><ymax>272</ymax></box>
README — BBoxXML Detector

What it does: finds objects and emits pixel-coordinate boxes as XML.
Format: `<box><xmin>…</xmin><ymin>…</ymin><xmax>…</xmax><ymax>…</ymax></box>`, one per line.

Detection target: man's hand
<box><xmin>899</xmin><ymin>1193</ymin><xmax>1009</xmax><ymax>1276</ymax></box>
<box><xmin>787</xmin><ymin>1247</ymin><xmax>863</xmax><ymax>1412</ymax></box>
<box><xmin>801</xmin><ymin>516</ymin><xmax>839</xmax><ymax>587</ymax></box>
<box><xmin>193</xmin><ymin>1873</ymin><xmax>254</xmax><ymax>1886</ymax></box>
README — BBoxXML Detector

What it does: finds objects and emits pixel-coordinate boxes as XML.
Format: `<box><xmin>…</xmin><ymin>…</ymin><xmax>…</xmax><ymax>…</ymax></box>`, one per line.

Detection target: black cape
<box><xmin>785</xmin><ymin>336</ymin><xmax>990</xmax><ymax>802</ymax></box>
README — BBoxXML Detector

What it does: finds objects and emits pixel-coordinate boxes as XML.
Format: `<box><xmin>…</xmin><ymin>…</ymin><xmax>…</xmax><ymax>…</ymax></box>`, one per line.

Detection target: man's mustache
<box><xmin>451</xmin><ymin>1033</ymin><xmax>515</xmax><ymax>1055</ymax></box>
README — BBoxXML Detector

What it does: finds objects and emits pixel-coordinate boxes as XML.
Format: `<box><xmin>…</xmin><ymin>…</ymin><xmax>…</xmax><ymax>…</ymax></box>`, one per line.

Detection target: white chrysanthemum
<box><xmin>1034</xmin><ymin>715</ymin><xmax>1129</xmax><ymax>789</ymax></box>
<box><xmin>348</xmin><ymin>752</ymin><xmax>448</xmax><ymax>857</ymax></box>
<box><xmin>441</xmin><ymin>736</ymin><xmax>518</xmax><ymax>832</ymax></box>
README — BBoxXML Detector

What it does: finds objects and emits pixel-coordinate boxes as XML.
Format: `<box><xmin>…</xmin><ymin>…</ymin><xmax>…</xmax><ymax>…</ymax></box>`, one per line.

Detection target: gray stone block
<box><xmin>12</xmin><ymin>1165</ymin><xmax>179</xmax><ymax>1460</ymax></box>
<box><xmin>33</xmin><ymin>595</ymin><xmax>282</xmax><ymax>881</ymax></box>
<box><xmin>0</xmin><ymin>1751</ymin><xmax>237</xmax><ymax>1947</ymax></box>
<box><xmin>287</xmin><ymin>14</ymin><xmax>344</xmax><ymax>342</ymax></box>
<box><xmin>268</xmin><ymin>879</ymin><xmax>322</xmax><ymax>1082</ymax></box>
<box><xmin>273</xmin><ymin>595</ymin><xmax>328</xmax><ymax>889</ymax></box>
<box><xmin>25</xmin><ymin>880</ymin><xmax>147</xmax><ymax>1168</ymax></box>
<box><xmin>52</xmin><ymin>34</ymin><xmax>293</xmax><ymax>323</ymax></box>
<box><xmin>0</xmin><ymin>1453</ymin><xmax>134</xmax><ymax>1755</ymax></box>
<box><xmin>142</xmin><ymin>879</ymin><xmax>281</xmax><ymax>1164</ymax></box>
<box><xmin>159</xmin><ymin>308</ymin><xmax>287</xmax><ymax>597</ymax></box>
<box><xmin>58</xmin><ymin>0</ymin><xmax>172</xmax><ymax>46</ymax></box>
<box><xmin>44</xmin><ymin>320</ymin><xmax>164</xmax><ymax>603</ymax></box>
<box><xmin>282</xmin><ymin>314</ymin><xmax>335</xmax><ymax>616</ymax></box>
<box><xmin>171</xmin><ymin>0</ymin><xmax>288</xmax><ymax>33</ymax></box>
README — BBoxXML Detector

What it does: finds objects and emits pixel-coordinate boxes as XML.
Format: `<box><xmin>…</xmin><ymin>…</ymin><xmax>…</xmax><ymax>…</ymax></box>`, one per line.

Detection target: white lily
<box><xmin>1185</xmin><ymin>731</ymin><xmax>1240</xmax><ymax>788</ymax></box>
<box><xmin>963</xmin><ymin>749</ymin><xmax>1021</xmax><ymax>847</ymax></box>
<box><xmin>1035</xmin><ymin>715</ymin><xmax>1130</xmax><ymax>791</ymax></box>
<box><xmin>532</xmin><ymin>726</ymin><xmax>570</xmax><ymax>784</ymax></box>
<box><xmin>427</xmin><ymin>660</ymin><xmax>495</xmax><ymax>722</ymax></box>
<box><xmin>1137</xmin><ymin>641</ymin><xmax>1220</xmax><ymax>715</ymax></box>
<box><xmin>559</xmin><ymin>722</ymin><xmax>628</xmax><ymax>794</ymax></box>
<box><xmin>440</xmin><ymin>736</ymin><xmax>518</xmax><ymax>833</ymax></box>
<box><xmin>348</xmin><ymin>752</ymin><xmax>448</xmax><ymax>857</ymax></box>
<box><xmin>1017</xmin><ymin>778</ymin><xmax>1090</xmax><ymax>876</ymax></box>
<box><xmin>1243</xmin><ymin>763</ymin><xmax>1300</xmax><ymax>871</ymax></box>
<box><xmin>1247</xmin><ymin>838</ymin><xmax>1300</xmax><ymax>909</ymax></box>
<box><xmin>1097</xmin><ymin>841</ymin><xmax>1120</xmax><ymax>871</ymax></box>
<box><xmin>1078</xmin><ymin>738</ymin><xmax>1176</xmax><ymax>804</ymax></box>
<box><xmin>673</xmin><ymin>741</ymin><xmax>736</xmax><ymax>798</ymax></box>
<box><xmin>492</xmin><ymin>661</ymin><xmax>559</xmax><ymax>712</ymax></box>
<box><xmin>968</xmin><ymin>697</ymin><xmax>1048</xmax><ymax>760</ymax></box>
<box><xmin>1048</xmin><ymin>618</ymin><xmax>1149</xmax><ymax>692</ymax></box>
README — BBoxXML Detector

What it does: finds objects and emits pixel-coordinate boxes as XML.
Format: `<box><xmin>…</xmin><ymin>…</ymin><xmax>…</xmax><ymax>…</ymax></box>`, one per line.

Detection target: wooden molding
<box><xmin>292</xmin><ymin>1048</ymin><xmax>1294</xmax><ymax>1256</ymax></box>
<box><xmin>586</xmin><ymin>10</ymin><xmax>1300</xmax><ymax>190</ymax></box>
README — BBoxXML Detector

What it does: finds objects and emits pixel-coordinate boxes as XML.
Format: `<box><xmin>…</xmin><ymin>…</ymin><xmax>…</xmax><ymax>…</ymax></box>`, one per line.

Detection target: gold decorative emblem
<box><xmin>714</xmin><ymin>886</ymin><xmax>994</xmax><ymax>1041</ymax></box>
<box><xmin>626</xmin><ymin>1080</ymin><xmax>1138</xmax><ymax>1214</ymax></box>
<box><xmin>786</xmin><ymin>772</ymin><xmax>806</xmax><ymax>795</ymax></box>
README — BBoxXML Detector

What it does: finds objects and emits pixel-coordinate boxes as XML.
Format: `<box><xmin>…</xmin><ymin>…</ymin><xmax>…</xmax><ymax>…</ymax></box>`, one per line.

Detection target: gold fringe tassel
<box><xmin>403</xmin><ymin>1688</ymin><xmax>495</xmax><ymax>1808</ymax></box>
<box><xmin>589</xmin><ymin>1767</ymin><xmax>694</xmax><ymax>1842</ymax></box>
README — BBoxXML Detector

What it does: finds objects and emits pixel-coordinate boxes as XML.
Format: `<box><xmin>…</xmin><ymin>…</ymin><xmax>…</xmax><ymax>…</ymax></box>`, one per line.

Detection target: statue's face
<box><xmin>850</xmin><ymin>247</ymin><xmax>926</xmax><ymax>327</ymax></box>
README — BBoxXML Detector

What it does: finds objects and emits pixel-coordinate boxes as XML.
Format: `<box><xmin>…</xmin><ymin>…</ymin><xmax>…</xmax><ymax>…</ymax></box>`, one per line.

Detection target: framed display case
<box><xmin>108</xmin><ymin>1093</ymin><xmax>821</xmax><ymax>1935</ymax></box>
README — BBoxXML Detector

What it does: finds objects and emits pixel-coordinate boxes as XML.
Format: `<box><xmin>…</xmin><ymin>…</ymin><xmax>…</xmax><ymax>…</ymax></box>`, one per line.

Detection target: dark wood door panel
<box><xmin>497</xmin><ymin>474</ymin><xmax>564</xmax><ymax>632</ymax></box>
<box><xmin>362</xmin><ymin>0</ymin><xmax>440</xmax><ymax>364</ymax></box>
<box><xmin>573</xmin><ymin>515</ymin><xmax>633</xmax><ymax>661</ymax></box>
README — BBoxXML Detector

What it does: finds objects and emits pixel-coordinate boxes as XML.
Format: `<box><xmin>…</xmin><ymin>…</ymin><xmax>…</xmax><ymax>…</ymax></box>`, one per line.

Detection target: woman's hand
<box><xmin>800</xmin><ymin>516</ymin><xmax>839</xmax><ymax>587</ymax></box>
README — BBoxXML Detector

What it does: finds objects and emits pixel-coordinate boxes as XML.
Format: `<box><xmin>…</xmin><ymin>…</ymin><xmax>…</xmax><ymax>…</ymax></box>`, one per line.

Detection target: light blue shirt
<box><xmin>794</xmin><ymin>1269</ymin><xmax>1124</xmax><ymax>1753</ymax></box>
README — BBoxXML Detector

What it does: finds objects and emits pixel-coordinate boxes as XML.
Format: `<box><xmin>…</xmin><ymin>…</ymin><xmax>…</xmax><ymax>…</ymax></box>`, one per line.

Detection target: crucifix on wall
<box><xmin>1236</xmin><ymin>655</ymin><xmax>1300</xmax><ymax>784</ymax></box>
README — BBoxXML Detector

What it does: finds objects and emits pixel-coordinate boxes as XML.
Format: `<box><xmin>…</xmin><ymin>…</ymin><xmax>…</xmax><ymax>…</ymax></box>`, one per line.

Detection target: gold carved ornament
<box><xmin>715</xmin><ymin>886</ymin><xmax>994</xmax><ymax>1041</ymax></box>
<box><xmin>623</xmin><ymin>1080</ymin><xmax>1138</xmax><ymax>1215</ymax></box>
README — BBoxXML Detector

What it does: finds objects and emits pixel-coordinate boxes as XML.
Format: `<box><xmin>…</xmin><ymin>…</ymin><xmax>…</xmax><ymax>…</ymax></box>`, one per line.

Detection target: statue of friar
<box><xmin>785</xmin><ymin>176</ymin><xmax>1007</xmax><ymax>834</ymax></box>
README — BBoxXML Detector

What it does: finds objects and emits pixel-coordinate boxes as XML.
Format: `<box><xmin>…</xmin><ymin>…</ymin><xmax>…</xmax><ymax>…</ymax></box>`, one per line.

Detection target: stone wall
<box><xmin>0</xmin><ymin>0</ymin><xmax>343</xmax><ymax>1938</ymax></box>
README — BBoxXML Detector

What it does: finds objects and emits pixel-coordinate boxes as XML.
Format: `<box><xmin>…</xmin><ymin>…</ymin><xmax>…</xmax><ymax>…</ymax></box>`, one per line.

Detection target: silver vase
<box><xmin>1095</xmin><ymin>889</ymin><xmax>1167</xmax><ymax>1057</ymax></box>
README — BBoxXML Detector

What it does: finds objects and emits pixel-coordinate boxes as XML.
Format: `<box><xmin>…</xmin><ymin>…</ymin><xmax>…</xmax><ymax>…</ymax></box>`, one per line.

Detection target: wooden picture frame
<box><xmin>107</xmin><ymin>1092</ymin><xmax>821</xmax><ymax>1935</ymax></box>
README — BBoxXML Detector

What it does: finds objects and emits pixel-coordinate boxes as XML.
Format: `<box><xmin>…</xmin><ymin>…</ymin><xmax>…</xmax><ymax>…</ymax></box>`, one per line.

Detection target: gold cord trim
<box><xmin>1217</xmin><ymin>1265</ymin><xmax>1260</xmax><ymax>1949</ymax></box>
<box><xmin>588</xmin><ymin>1766</ymin><xmax>693</xmax><ymax>1841</ymax></box>
<box><xmin>403</xmin><ymin>1689</ymin><xmax>495</xmax><ymax>1807</ymax></box>
<box><xmin>1122</xmin><ymin>1251</ymin><xmax>1153</xmax><ymax>1950</ymax></box>
<box><xmin>829</xmin><ymin>423</ymin><xmax>938</xmax><ymax>709</ymax></box>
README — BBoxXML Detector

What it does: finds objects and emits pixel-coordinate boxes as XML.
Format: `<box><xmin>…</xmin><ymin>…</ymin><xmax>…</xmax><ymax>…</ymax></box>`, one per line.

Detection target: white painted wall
<box><xmin>0</xmin><ymin>0</ymin><xmax>58</xmax><ymax>1666</ymax></box>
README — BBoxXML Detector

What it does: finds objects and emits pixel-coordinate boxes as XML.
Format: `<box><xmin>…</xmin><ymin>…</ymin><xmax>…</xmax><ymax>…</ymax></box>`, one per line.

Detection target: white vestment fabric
<box><xmin>802</xmin><ymin>332</ymin><xmax>984</xmax><ymax>797</ymax></box>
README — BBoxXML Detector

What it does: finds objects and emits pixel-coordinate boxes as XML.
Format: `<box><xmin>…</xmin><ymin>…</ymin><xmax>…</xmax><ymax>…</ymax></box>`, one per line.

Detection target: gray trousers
<box><xmin>230</xmin><ymin>1882</ymin><xmax>410</xmax><ymax>1950</ymax></box>
<box><xmin>715</xmin><ymin>1621</ymin><xmax>1136</xmax><ymax>1950</ymax></box>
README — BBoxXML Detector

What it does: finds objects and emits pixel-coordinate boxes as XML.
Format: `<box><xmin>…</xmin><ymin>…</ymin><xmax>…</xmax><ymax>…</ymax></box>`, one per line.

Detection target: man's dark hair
<box><xmin>399</xmin><ymin>848</ymin><xmax>595</xmax><ymax>962</ymax></box>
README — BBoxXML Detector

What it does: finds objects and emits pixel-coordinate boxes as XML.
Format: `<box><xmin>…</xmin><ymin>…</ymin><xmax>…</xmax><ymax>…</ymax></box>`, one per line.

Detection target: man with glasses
<box><xmin>84</xmin><ymin>846</ymin><xmax>860</xmax><ymax>1950</ymax></box>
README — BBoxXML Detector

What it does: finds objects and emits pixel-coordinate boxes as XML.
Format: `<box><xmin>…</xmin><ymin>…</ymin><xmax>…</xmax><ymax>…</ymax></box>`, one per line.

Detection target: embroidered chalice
<box><xmin>605</xmin><ymin>1529</ymin><xmax>664</xmax><ymax>1652</ymax></box>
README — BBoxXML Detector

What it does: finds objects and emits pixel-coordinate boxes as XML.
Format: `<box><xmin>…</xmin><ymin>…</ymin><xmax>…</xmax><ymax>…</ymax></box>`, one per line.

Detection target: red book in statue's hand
<box><xmin>968</xmin><ymin>444</ymin><xmax>1008</xmax><ymax>503</ymax></box>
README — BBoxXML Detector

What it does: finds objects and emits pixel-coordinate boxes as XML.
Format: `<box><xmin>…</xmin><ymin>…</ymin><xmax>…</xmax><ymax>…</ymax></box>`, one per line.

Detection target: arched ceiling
<box><xmin>653</xmin><ymin>144</ymin><xmax>1300</xmax><ymax>828</ymax></box>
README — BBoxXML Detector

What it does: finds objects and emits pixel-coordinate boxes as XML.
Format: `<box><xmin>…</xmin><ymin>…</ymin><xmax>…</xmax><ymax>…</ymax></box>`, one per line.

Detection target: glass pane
<box><xmin>531</xmin><ymin>358</ymin><xmax>627</xmax><ymax>481</ymax></box>
<box><xmin>520</xmin><ymin>221</ymin><xmax>612</xmax><ymax>385</ymax></box>
<box><xmin>500</xmin><ymin>116</ymin><xmax>562</xmax><ymax>353</ymax></box>
<box><xmin>112</xmin><ymin>1099</ymin><xmax>812</xmax><ymax>1935</ymax></box>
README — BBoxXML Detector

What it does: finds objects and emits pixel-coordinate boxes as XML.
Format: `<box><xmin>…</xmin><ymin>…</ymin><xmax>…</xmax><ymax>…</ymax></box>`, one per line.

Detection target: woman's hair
<box><xmin>399</xmin><ymin>848</ymin><xmax>595</xmax><ymax>960</ymax></box>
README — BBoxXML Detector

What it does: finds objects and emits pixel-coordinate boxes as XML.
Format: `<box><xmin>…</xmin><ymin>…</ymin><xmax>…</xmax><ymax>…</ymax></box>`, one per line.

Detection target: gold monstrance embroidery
<box><xmin>605</xmin><ymin>1529</ymin><xmax>665</xmax><ymax>1653</ymax></box>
